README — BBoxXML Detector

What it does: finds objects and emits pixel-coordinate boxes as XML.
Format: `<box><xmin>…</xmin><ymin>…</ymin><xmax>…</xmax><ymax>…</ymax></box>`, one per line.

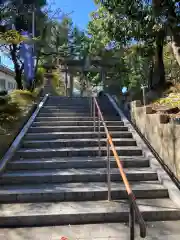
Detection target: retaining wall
<box><xmin>131</xmin><ymin>101</ymin><xmax>180</xmax><ymax>180</ymax></box>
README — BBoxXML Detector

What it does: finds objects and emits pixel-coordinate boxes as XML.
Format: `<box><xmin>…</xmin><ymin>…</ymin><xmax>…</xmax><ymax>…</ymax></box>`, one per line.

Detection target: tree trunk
<box><xmin>65</xmin><ymin>70</ymin><xmax>68</xmax><ymax>96</ymax></box>
<box><xmin>148</xmin><ymin>59</ymin><xmax>154</xmax><ymax>90</ymax></box>
<box><xmin>153</xmin><ymin>31</ymin><xmax>166</xmax><ymax>88</ymax></box>
<box><xmin>15</xmin><ymin>69</ymin><xmax>23</xmax><ymax>89</ymax></box>
<box><xmin>80</xmin><ymin>74</ymin><xmax>85</xmax><ymax>97</ymax></box>
<box><xmin>80</xmin><ymin>87</ymin><xmax>83</xmax><ymax>97</ymax></box>
<box><xmin>10</xmin><ymin>44</ymin><xmax>23</xmax><ymax>89</ymax></box>
<box><xmin>170</xmin><ymin>28</ymin><xmax>180</xmax><ymax>67</ymax></box>
<box><xmin>69</xmin><ymin>74</ymin><xmax>74</xmax><ymax>97</ymax></box>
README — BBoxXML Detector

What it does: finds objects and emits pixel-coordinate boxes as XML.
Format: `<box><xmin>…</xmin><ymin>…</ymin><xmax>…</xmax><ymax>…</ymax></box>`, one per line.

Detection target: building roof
<box><xmin>0</xmin><ymin>65</ymin><xmax>15</xmax><ymax>77</ymax></box>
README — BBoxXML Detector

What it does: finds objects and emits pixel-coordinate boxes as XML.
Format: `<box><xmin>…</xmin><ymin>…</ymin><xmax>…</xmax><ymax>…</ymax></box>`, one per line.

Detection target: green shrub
<box><xmin>35</xmin><ymin>67</ymin><xmax>46</xmax><ymax>87</ymax></box>
<box><xmin>154</xmin><ymin>92</ymin><xmax>180</xmax><ymax>108</ymax></box>
<box><xmin>0</xmin><ymin>89</ymin><xmax>38</xmax><ymax>126</ymax></box>
<box><xmin>1</xmin><ymin>90</ymin><xmax>35</xmax><ymax>114</ymax></box>
<box><xmin>51</xmin><ymin>71</ymin><xmax>65</xmax><ymax>96</ymax></box>
<box><xmin>10</xmin><ymin>90</ymin><xmax>36</xmax><ymax>104</ymax></box>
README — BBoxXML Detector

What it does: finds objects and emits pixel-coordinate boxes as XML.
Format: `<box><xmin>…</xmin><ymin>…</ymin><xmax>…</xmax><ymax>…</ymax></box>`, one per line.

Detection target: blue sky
<box><xmin>0</xmin><ymin>52</ymin><xmax>14</xmax><ymax>70</ymax></box>
<box><xmin>49</xmin><ymin>0</ymin><xmax>96</xmax><ymax>30</ymax></box>
<box><xmin>0</xmin><ymin>0</ymin><xmax>96</xmax><ymax>69</ymax></box>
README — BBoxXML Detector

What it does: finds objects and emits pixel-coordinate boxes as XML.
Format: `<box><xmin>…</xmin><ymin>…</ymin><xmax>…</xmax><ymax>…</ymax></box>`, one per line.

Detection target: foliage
<box><xmin>0</xmin><ymin>89</ymin><xmax>37</xmax><ymax>124</ymax></box>
<box><xmin>69</xmin><ymin>26</ymin><xmax>90</xmax><ymax>60</ymax></box>
<box><xmin>40</xmin><ymin>16</ymin><xmax>91</xmax><ymax>65</ymax></box>
<box><xmin>10</xmin><ymin>89</ymin><xmax>38</xmax><ymax>106</ymax></box>
<box><xmin>81</xmin><ymin>0</ymin><xmax>180</xmax><ymax>97</ymax></box>
<box><xmin>0</xmin><ymin>30</ymin><xmax>26</xmax><ymax>44</ymax></box>
<box><xmin>86</xmin><ymin>72</ymin><xmax>100</xmax><ymax>87</ymax></box>
<box><xmin>123</xmin><ymin>45</ymin><xmax>150</xmax><ymax>89</ymax></box>
<box><xmin>40</xmin><ymin>17</ymin><xmax>73</xmax><ymax>67</ymax></box>
<box><xmin>35</xmin><ymin>67</ymin><xmax>45</xmax><ymax>87</ymax></box>
<box><xmin>0</xmin><ymin>88</ymin><xmax>39</xmax><ymax>159</ymax></box>
<box><xmin>163</xmin><ymin>44</ymin><xmax>180</xmax><ymax>84</ymax></box>
<box><xmin>154</xmin><ymin>92</ymin><xmax>180</xmax><ymax>108</ymax></box>
<box><xmin>0</xmin><ymin>0</ymin><xmax>48</xmax><ymax>89</ymax></box>
<box><xmin>51</xmin><ymin>71</ymin><xmax>65</xmax><ymax>96</ymax></box>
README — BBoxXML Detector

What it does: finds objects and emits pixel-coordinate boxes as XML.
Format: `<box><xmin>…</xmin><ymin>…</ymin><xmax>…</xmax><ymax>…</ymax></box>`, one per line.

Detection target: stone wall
<box><xmin>131</xmin><ymin>101</ymin><xmax>180</xmax><ymax>180</ymax></box>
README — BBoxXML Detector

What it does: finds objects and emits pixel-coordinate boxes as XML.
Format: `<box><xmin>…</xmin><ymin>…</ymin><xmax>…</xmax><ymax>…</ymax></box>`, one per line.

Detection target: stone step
<box><xmin>41</xmin><ymin>107</ymin><xmax>90</xmax><ymax>115</ymax></box>
<box><xmin>46</xmin><ymin>97</ymin><xmax>89</xmax><ymax>101</ymax></box>
<box><xmin>43</xmin><ymin>105</ymin><xmax>90</xmax><ymax>109</ymax></box>
<box><xmin>27</xmin><ymin>126</ymin><xmax>128</xmax><ymax>133</ymax></box>
<box><xmin>0</xmin><ymin>168</ymin><xmax>157</xmax><ymax>184</ymax></box>
<box><xmin>15</xmin><ymin>146</ymin><xmax>142</xmax><ymax>158</ymax></box>
<box><xmin>40</xmin><ymin>109</ymin><xmax>91</xmax><ymax>114</ymax></box>
<box><xmin>37</xmin><ymin>112</ymin><xmax>92</xmax><ymax>117</ymax></box>
<box><xmin>0</xmin><ymin>199</ymin><xmax>179</xmax><ymax>227</ymax></box>
<box><xmin>43</xmin><ymin>102</ymin><xmax>91</xmax><ymax>108</ymax></box>
<box><xmin>24</xmin><ymin>131</ymin><xmax>132</xmax><ymax>140</ymax></box>
<box><xmin>8</xmin><ymin>156</ymin><xmax>149</xmax><ymax>170</ymax></box>
<box><xmin>45</xmin><ymin>102</ymin><xmax>89</xmax><ymax>105</ymax></box>
<box><xmin>0</xmin><ymin>181</ymin><xmax>168</xmax><ymax>203</ymax></box>
<box><xmin>1</xmin><ymin>221</ymin><xmax>180</xmax><ymax>240</ymax></box>
<box><xmin>40</xmin><ymin>109</ymin><xmax>116</xmax><ymax>115</ymax></box>
<box><xmin>43</xmin><ymin>102</ymin><xmax>90</xmax><ymax>105</ymax></box>
<box><xmin>35</xmin><ymin>116</ymin><xmax>98</xmax><ymax>121</ymax></box>
<box><xmin>46</xmin><ymin>98</ymin><xmax>89</xmax><ymax>102</ymax></box>
<box><xmin>32</xmin><ymin>120</ymin><xmax>124</xmax><ymax>127</ymax></box>
<box><xmin>21</xmin><ymin>138</ymin><xmax>136</xmax><ymax>148</ymax></box>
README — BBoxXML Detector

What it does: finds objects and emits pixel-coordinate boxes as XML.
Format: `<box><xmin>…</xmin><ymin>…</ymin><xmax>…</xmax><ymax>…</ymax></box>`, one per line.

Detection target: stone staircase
<box><xmin>0</xmin><ymin>96</ymin><xmax>180</xmax><ymax>239</ymax></box>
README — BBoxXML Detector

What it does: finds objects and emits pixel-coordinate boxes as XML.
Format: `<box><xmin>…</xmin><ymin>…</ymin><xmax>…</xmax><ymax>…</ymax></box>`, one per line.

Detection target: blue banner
<box><xmin>20</xmin><ymin>31</ymin><xmax>34</xmax><ymax>85</ymax></box>
<box><xmin>0</xmin><ymin>0</ymin><xmax>6</xmax><ymax>4</ymax></box>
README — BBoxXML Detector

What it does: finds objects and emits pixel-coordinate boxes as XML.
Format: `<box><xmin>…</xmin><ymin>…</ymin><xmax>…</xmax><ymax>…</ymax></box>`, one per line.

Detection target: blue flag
<box><xmin>0</xmin><ymin>0</ymin><xmax>6</xmax><ymax>4</ymax></box>
<box><xmin>20</xmin><ymin>31</ymin><xmax>34</xmax><ymax>85</ymax></box>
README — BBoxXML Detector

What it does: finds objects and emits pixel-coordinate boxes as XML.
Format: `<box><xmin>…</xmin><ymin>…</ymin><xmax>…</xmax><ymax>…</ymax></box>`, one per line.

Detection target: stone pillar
<box><xmin>65</xmin><ymin>70</ymin><xmax>68</xmax><ymax>96</ymax></box>
<box><xmin>69</xmin><ymin>74</ymin><xmax>74</xmax><ymax>97</ymax></box>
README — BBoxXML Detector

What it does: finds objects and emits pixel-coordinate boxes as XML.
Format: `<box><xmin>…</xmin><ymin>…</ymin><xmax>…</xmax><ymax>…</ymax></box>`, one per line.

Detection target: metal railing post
<box><xmin>107</xmin><ymin>139</ymin><xmax>111</xmax><ymax>201</ymax></box>
<box><xmin>91</xmin><ymin>97</ymin><xmax>93</xmax><ymax>117</ymax></box>
<box><xmin>93</xmin><ymin>99</ymin><xmax>96</xmax><ymax>132</ymax></box>
<box><xmin>130</xmin><ymin>202</ymin><xmax>135</xmax><ymax>240</ymax></box>
<box><xmin>98</xmin><ymin>114</ymin><xmax>101</xmax><ymax>156</ymax></box>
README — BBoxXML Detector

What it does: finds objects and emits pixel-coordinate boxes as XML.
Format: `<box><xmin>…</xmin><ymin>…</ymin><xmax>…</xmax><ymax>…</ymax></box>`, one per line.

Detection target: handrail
<box><xmin>92</xmin><ymin>97</ymin><xmax>146</xmax><ymax>239</ymax></box>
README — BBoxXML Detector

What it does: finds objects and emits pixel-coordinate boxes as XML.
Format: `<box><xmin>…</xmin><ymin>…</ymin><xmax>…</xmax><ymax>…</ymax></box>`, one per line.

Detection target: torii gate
<box><xmin>43</xmin><ymin>56</ymin><xmax>119</xmax><ymax>96</ymax></box>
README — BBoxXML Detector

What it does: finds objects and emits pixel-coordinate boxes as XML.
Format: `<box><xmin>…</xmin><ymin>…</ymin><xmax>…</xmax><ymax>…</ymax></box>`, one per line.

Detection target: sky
<box><xmin>0</xmin><ymin>52</ymin><xmax>14</xmax><ymax>70</ymax></box>
<box><xmin>49</xmin><ymin>0</ymin><xmax>97</xmax><ymax>30</ymax></box>
<box><xmin>0</xmin><ymin>0</ymin><xmax>96</xmax><ymax>70</ymax></box>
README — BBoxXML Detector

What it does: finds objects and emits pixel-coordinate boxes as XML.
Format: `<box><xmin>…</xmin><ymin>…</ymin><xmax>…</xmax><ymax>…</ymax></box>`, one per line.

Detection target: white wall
<box><xmin>0</xmin><ymin>70</ymin><xmax>16</xmax><ymax>91</ymax></box>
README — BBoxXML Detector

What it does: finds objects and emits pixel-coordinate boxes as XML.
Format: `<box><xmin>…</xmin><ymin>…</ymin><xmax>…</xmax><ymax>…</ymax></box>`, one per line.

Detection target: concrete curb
<box><xmin>106</xmin><ymin>93</ymin><xmax>180</xmax><ymax>208</ymax></box>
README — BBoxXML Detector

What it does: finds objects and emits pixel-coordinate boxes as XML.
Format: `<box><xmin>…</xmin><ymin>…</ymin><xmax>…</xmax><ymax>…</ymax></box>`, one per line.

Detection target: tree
<box><xmin>40</xmin><ymin>17</ymin><xmax>73</xmax><ymax>63</ymax></box>
<box><xmin>0</xmin><ymin>0</ymin><xmax>47</xmax><ymax>89</ymax></box>
<box><xmin>96</xmin><ymin>1</ymin><xmax>166</xmax><ymax>87</ymax></box>
<box><xmin>151</xmin><ymin>0</ymin><xmax>180</xmax><ymax>67</ymax></box>
<box><xmin>97</xmin><ymin>0</ymin><xmax>180</xmax><ymax>89</ymax></box>
<box><xmin>86</xmin><ymin>4</ymin><xmax>131</xmax><ymax>92</ymax></box>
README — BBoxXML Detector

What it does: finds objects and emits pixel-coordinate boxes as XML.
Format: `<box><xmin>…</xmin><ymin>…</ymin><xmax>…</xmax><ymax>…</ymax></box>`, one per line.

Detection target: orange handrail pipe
<box><xmin>93</xmin><ymin>97</ymin><xmax>146</xmax><ymax>238</ymax></box>
<box><xmin>93</xmin><ymin>97</ymin><xmax>132</xmax><ymax>194</ymax></box>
